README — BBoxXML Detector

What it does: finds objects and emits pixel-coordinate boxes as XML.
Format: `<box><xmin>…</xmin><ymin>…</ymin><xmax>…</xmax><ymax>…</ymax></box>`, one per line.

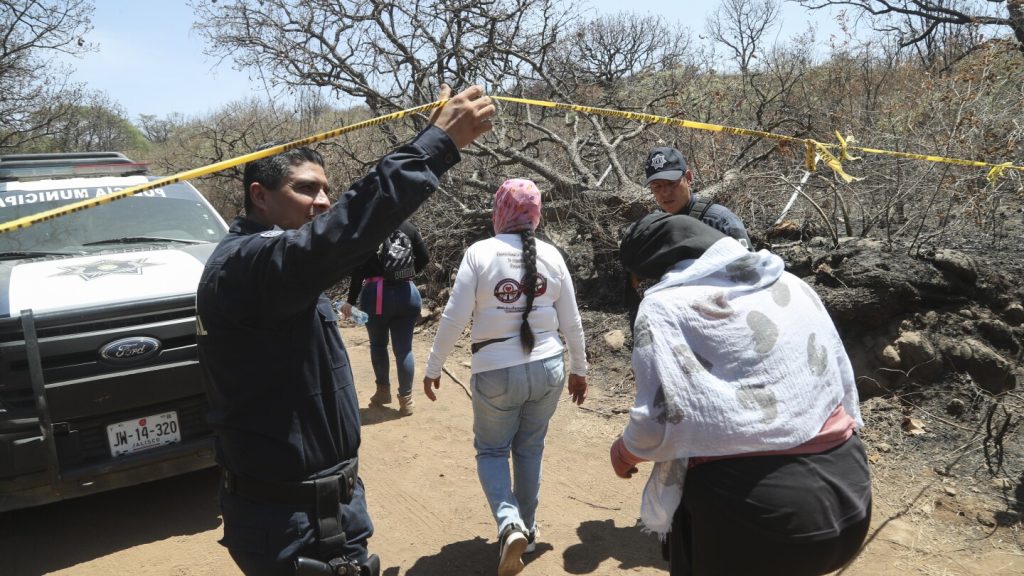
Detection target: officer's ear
<box><xmin>249</xmin><ymin>182</ymin><xmax>271</xmax><ymax>213</ymax></box>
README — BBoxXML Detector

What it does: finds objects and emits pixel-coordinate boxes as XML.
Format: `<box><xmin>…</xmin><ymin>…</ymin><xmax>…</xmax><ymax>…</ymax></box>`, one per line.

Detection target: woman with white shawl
<box><xmin>611</xmin><ymin>213</ymin><xmax>872</xmax><ymax>576</ymax></box>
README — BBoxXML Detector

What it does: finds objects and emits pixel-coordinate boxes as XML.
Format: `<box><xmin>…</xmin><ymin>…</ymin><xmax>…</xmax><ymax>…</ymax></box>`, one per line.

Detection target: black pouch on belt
<box><xmin>315</xmin><ymin>458</ymin><xmax>359</xmax><ymax>554</ymax></box>
<box><xmin>221</xmin><ymin>457</ymin><xmax>359</xmax><ymax>554</ymax></box>
<box><xmin>315</xmin><ymin>474</ymin><xmax>345</xmax><ymax>553</ymax></box>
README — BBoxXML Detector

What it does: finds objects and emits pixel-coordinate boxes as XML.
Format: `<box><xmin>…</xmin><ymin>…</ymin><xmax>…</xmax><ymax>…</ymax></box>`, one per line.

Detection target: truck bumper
<box><xmin>0</xmin><ymin>436</ymin><xmax>215</xmax><ymax>512</ymax></box>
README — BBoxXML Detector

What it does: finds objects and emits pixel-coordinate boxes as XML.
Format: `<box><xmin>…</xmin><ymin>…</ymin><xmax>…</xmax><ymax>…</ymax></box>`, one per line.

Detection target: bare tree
<box><xmin>189</xmin><ymin>1</ymin><xmax>710</xmax><ymax>301</ymax></box>
<box><xmin>148</xmin><ymin>98</ymin><xmax>299</xmax><ymax>217</ymax></box>
<box><xmin>707</xmin><ymin>0</ymin><xmax>782</xmax><ymax>74</ymax></box>
<box><xmin>138</xmin><ymin>113</ymin><xmax>185</xmax><ymax>145</ymax></box>
<box><xmin>791</xmin><ymin>0</ymin><xmax>1024</xmax><ymax>56</ymax></box>
<box><xmin>190</xmin><ymin>1</ymin><xmax>695</xmax><ymax>197</ymax></box>
<box><xmin>0</xmin><ymin>0</ymin><xmax>94</xmax><ymax>151</ymax></box>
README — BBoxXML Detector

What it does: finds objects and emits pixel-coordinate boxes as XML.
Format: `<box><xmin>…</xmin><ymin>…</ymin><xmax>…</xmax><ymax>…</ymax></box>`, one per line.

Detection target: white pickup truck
<box><xmin>0</xmin><ymin>152</ymin><xmax>228</xmax><ymax>511</ymax></box>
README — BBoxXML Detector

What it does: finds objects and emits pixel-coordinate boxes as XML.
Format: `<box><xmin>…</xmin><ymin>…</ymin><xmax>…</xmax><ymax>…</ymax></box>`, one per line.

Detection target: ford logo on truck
<box><xmin>99</xmin><ymin>337</ymin><xmax>162</xmax><ymax>364</ymax></box>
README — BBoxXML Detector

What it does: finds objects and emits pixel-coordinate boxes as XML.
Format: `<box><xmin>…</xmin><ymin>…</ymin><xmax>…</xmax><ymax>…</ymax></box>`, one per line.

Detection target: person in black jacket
<box><xmin>339</xmin><ymin>220</ymin><xmax>429</xmax><ymax>415</ymax></box>
<box><xmin>195</xmin><ymin>84</ymin><xmax>494</xmax><ymax>576</ymax></box>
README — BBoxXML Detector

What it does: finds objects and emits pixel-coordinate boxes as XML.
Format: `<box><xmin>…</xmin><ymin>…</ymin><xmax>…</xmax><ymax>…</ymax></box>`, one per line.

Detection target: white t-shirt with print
<box><xmin>424</xmin><ymin>234</ymin><xmax>587</xmax><ymax>378</ymax></box>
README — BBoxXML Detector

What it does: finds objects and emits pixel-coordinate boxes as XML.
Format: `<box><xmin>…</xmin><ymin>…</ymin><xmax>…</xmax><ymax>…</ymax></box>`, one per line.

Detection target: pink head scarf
<box><xmin>492</xmin><ymin>178</ymin><xmax>542</xmax><ymax>234</ymax></box>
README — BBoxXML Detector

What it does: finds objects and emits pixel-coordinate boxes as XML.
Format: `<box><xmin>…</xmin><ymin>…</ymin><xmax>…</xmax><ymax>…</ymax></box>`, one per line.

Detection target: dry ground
<box><xmin>1</xmin><ymin>324</ymin><xmax>1022</xmax><ymax>576</ymax></box>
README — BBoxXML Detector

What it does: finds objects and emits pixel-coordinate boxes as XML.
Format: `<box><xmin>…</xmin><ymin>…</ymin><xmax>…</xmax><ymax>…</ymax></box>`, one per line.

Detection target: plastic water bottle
<box><xmin>351</xmin><ymin>307</ymin><xmax>369</xmax><ymax>326</ymax></box>
<box><xmin>335</xmin><ymin>302</ymin><xmax>369</xmax><ymax>326</ymax></box>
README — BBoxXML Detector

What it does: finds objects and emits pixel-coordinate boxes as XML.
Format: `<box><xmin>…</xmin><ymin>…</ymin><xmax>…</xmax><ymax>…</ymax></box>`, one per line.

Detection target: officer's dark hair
<box><xmin>243</xmin><ymin>143</ymin><xmax>325</xmax><ymax>213</ymax></box>
<box><xmin>519</xmin><ymin>228</ymin><xmax>537</xmax><ymax>353</ymax></box>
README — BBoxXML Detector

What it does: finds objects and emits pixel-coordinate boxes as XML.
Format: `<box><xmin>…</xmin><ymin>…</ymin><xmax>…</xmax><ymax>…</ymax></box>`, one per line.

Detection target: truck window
<box><xmin>0</xmin><ymin>181</ymin><xmax>226</xmax><ymax>253</ymax></box>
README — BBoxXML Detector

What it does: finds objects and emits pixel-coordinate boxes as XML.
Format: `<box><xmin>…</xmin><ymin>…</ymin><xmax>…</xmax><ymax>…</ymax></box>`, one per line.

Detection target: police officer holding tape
<box><xmin>196</xmin><ymin>84</ymin><xmax>495</xmax><ymax>576</ymax></box>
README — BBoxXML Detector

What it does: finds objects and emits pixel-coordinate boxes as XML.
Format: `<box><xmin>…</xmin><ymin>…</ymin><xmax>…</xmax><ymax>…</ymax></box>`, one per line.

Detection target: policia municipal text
<box><xmin>196</xmin><ymin>84</ymin><xmax>495</xmax><ymax>576</ymax></box>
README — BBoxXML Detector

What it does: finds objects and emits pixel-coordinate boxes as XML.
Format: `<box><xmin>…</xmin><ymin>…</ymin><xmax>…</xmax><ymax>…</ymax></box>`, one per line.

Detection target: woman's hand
<box><xmin>423</xmin><ymin>376</ymin><xmax>441</xmax><ymax>401</ymax></box>
<box><xmin>610</xmin><ymin>437</ymin><xmax>645</xmax><ymax>479</ymax></box>
<box><xmin>338</xmin><ymin>302</ymin><xmax>353</xmax><ymax>318</ymax></box>
<box><xmin>567</xmin><ymin>373</ymin><xmax>588</xmax><ymax>405</ymax></box>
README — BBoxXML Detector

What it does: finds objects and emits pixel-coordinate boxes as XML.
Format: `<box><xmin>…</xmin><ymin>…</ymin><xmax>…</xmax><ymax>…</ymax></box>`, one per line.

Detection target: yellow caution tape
<box><xmin>0</xmin><ymin>100</ymin><xmax>447</xmax><ymax>235</ymax></box>
<box><xmin>804</xmin><ymin>140</ymin><xmax>818</xmax><ymax>172</ymax></box>
<box><xmin>815</xmin><ymin>140</ymin><xmax>863</xmax><ymax>184</ymax></box>
<box><xmin>491</xmin><ymin>95</ymin><xmax>1024</xmax><ymax>183</ymax></box>
<box><xmin>986</xmin><ymin>161</ymin><xmax>1014</xmax><ymax>184</ymax></box>
<box><xmin>3</xmin><ymin>93</ymin><xmax>1022</xmax><ymax>235</ymax></box>
<box><xmin>492</xmin><ymin>95</ymin><xmax>802</xmax><ymax>144</ymax></box>
<box><xmin>835</xmin><ymin>131</ymin><xmax>860</xmax><ymax>162</ymax></box>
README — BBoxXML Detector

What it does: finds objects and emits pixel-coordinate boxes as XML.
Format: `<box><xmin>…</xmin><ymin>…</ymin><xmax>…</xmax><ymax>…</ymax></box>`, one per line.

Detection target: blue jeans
<box><xmin>471</xmin><ymin>354</ymin><xmax>565</xmax><ymax>538</ymax></box>
<box><xmin>359</xmin><ymin>280</ymin><xmax>421</xmax><ymax>397</ymax></box>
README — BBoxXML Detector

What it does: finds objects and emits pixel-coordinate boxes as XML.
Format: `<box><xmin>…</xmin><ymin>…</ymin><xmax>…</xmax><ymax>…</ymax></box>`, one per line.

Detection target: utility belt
<box><xmin>222</xmin><ymin>457</ymin><xmax>358</xmax><ymax>507</ymax></box>
<box><xmin>222</xmin><ymin>457</ymin><xmax>359</xmax><ymax>554</ymax></box>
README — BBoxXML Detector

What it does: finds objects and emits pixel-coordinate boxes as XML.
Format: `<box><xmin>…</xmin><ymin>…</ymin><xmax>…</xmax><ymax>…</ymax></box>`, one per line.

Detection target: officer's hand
<box><xmin>430</xmin><ymin>84</ymin><xmax>495</xmax><ymax>149</ymax></box>
<box><xmin>567</xmin><ymin>373</ymin><xmax>588</xmax><ymax>405</ymax></box>
<box><xmin>338</xmin><ymin>302</ymin><xmax>353</xmax><ymax>318</ymax></box>
<box><xmin>427</xmin><ymin>84</ymin><xmax>451</xmax><ymax>125</ymax></box>
<box><xmin>423</xmin><ymin>376</ymin><xmax>441</xmax><ymax>401</ymax></box>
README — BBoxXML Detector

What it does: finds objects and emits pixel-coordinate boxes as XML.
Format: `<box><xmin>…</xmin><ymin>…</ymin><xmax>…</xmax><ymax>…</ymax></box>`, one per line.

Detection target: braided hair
<box><xmin>519</xmin><ymin>228</ymin><xmax>538</xmax><ymax>353</ymax></box>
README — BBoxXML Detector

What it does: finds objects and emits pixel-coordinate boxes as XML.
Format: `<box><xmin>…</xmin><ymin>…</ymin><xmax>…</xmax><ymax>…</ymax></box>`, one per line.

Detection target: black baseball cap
<box><xmin>644</xmin><ymin>147</ymin><xmax>688</xmax><ymax>185</ymax></box>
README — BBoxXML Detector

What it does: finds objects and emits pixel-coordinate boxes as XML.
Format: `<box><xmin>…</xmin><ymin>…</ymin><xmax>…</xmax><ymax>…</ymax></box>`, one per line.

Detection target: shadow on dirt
<box><xmin>0</xmin><ymin>466</ymin><xmax>221</xmax><ymax>575</ymax></box>
<box><xmin>360</xmin><ymin>405</ymin><xmax>406</xmax><ymax>426</ymax></box>
<box><xmin>402</xmin><ymin>536</ymin><xmax>493</xmax><ymax>575</ymax></box>
<box><xmin>563</xmin><ymin>518</ymin><xmax>668</xmax><ymax>573</ymax></box>
<box><xmin>401</xmin><ymin>520</ymin><xmax>667</xmax><ymax>576</ymax></box>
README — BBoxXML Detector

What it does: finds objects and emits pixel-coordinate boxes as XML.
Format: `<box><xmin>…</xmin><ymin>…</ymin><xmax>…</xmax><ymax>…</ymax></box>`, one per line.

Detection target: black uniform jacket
<box><xmin>197</xmin><ymin>126</ymin><xmax>458</xmax><ymax>482</ymax></box>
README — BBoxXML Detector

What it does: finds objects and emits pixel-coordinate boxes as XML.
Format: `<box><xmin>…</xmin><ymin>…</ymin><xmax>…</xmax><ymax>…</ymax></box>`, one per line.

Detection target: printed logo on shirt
<box><xmin>492</xmin><ymin>275</ymin><xmax>547</xmax><ymax>304</ymax></box>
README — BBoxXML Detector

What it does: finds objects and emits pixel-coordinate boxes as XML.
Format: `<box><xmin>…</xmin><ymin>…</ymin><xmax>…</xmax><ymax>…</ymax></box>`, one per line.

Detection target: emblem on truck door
<box><xmin>99</xmin><ymin>336</ymin><xmax>162</xmax><ymax>364</ymax></box>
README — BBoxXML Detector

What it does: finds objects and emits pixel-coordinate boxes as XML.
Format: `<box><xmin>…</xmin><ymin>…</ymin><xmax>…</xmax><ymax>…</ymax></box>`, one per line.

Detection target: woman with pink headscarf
<box><xmin>423</xmin><ymin>178</ymin><xmax>589</xmax><ymax>576</ymax></box>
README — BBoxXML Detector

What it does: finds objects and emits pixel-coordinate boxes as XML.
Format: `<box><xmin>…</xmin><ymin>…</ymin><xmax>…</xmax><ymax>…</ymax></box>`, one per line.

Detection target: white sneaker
<box><xmin>524</xmin><ymin>527</ymin><xmax>539</xmax><ymax>554</ymax></box>
<box><xmin>498</xmin><ymin>526</ymin><xmax>527</xmax><ymax>576</ymax></box>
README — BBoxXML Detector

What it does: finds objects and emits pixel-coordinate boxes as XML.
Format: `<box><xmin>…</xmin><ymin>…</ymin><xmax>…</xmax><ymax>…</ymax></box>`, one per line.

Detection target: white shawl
<box><xmin>624</xmin><ymin>237</ymin><xmax>862</xmax><ymax>536</ymax></box>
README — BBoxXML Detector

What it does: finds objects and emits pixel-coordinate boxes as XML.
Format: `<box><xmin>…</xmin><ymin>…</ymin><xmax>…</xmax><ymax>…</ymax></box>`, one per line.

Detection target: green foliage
<box><xmin>21</xmin><ymin>93</ymin><xmax>150</xmax><ymax>155</ymax></box>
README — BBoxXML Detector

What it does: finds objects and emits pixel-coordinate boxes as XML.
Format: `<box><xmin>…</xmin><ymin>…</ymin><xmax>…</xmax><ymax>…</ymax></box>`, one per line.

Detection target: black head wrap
<box><xmin>620</xmin><ymin>213</ymin><xmax>727</xmax><ymax>279</ymax></box>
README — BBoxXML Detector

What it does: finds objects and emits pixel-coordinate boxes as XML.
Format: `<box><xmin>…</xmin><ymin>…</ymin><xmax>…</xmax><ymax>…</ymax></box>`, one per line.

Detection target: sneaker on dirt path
<box><xmin>524</xmin><ymin>527</ymin><xmax>538</xmax><ymax>554</ymax></box>
<box><xmin>498</xmin><ymin>525</ymin><xmax>527</xmax><ymax>576</ymax></box>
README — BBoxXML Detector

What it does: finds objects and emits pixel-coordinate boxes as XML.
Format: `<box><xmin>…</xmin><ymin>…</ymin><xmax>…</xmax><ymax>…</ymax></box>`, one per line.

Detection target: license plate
<box><xmin>106</xmin><ymin>411</ymin><xmax>181</xmax><ymax>457</ymax></box>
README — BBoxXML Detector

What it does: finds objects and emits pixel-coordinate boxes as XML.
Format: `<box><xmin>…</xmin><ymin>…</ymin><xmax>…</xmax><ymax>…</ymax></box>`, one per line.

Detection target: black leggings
<box><xmin>667</xmin><ymin>501</ymin><xmax>871</xmax><ymax>576</ymax></box>
<box><xmin>666</xmin><ymin>437</ymin><xmax>872</xmax><ymax>576</ymax></box>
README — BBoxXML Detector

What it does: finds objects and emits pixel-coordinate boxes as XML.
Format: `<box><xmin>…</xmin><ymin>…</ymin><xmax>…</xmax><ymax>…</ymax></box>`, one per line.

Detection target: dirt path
<box><xmin>2</xmin><ymin>325</ymin><xmax>1022</xmax><ymax>575</ymax></box>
